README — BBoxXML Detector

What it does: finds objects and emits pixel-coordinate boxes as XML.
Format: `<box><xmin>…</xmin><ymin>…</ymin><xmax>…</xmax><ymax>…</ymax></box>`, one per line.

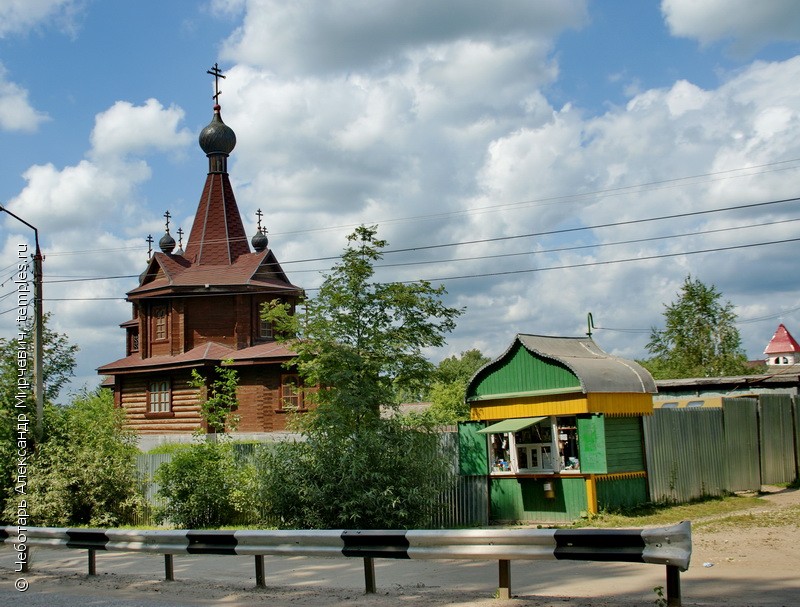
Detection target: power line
<box><xmin>38</xmin><ymin>235</ymin><xmax>800</xmax><ymax>302</ymax></box>
<box><xmin>409</xmin><ymin>236</ymin><xmax>800</xmax><ymax>284</ymax></box>
<box><xmin>30</xmin><ymin>159</ymin><xmax>800</xmax><ymax>259</ymax></box>
<box><xmin>37</xmin><ymin>205</ymin><xmax>800</xmax><ymax>287</ymax></box>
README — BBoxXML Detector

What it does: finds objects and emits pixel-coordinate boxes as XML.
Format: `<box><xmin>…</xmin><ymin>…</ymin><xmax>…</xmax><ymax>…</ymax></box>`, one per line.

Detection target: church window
<box><xmin>148</xmin><ymin>380</ymin><xmax>171</xmax><ymax>413</ymax></box>
<box><xmin>153</xmin><ymin>305</ymin><xmax>168</xmax><ymax>341</ymax></box>
<box><xmin>279</xmin><ymin>374</ymin><xmax>305</xmax><ymax>411</ymax></box>
<box><xmin>259</xmin><ymin>318</ymin><xmax>274</xmax><ymax>340</ymax></box>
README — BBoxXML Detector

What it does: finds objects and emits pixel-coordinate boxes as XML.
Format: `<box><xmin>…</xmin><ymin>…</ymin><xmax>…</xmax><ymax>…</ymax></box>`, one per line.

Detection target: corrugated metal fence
<box><xmin>645</xmin><ymin>395</ymin><xmax>799</xmax><ymax>503</ymax></box>
<box><xmin>134</xmin><ymin>433</ymin><xmax>488</xmax><ymax>529</ymax></box>
<box><xmin>135</xmin><ymin>395</ymin><xmax>797</xmax><ymax>526</ymax></box>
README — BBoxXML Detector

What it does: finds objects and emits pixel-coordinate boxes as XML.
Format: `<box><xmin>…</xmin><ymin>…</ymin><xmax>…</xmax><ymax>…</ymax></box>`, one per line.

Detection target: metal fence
<box><xmin>644</xmin><ymin>394</ymin><xmax>799</xmax><ymax>503</ymax></box>
<box><xmin>135</xmin><ymin>433</ymin><xmax>488</xmax><ymax>529</ymax></box>
<box><xmin>136</xmin><ymin>394</ymin><xmax>798</xmax><ymax>526</ymax></box>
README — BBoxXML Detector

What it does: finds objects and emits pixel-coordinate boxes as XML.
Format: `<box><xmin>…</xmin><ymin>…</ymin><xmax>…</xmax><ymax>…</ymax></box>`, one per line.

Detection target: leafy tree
<box><xmin>155</xmin><ymin>441</ymin><xmax>258</xmax><ymax>528</ymax></box>
<box><xmin>0</xmin><ymin>313</ymin><xmax>79</xmax><ymax>407</ymax></box>
<box><xmin>257</xmin><ymin>417</ymin><xmax>445</xmax><ymax>529</ymax></box>
<box><xmin>189</xmin><ymin>360</ymin><xmax>240</xmax><ymax>435</ymax></box>
<box><xmin>265</xmin><ymin>224</ymin><xmax>462</xmax><ymax>425</ymax></box>
<box><xmin>261</xmin><ymin>225</ymin><xmax>461</xmax><ymax>528</ymax></box>
<box><xmin>642</xmin><ymin>276</ymin><xmax>750</xmax><ymax>379</ymax></box>
<box><xmin>0</xmin><ymin>314</ymin><xmax>79</xmax><ymax>515</ymax></box>
<box><xmin>4</xmin><ymin>388</ymin><xmax>142</xmax><ymax>526</ymax></box>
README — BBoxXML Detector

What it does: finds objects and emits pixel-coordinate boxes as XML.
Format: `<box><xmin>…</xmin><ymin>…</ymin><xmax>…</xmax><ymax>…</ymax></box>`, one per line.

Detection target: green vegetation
<box><xmin>155</xmin><ymin>440</ymin><xmax>258</xmax><ymax>528</ymax></box>
<box><xmin>641</xmin><ymin>276</ymin><xmax>751</xmax><ymax>379</ymax></box>
<box><xmin>0</xmin><ymin>314</ymin><xmax>79</xmax><ymax>514</ymax></box>
<box><xmin>261</xmin><ymin>225</ymin><xmax>461</xmax><ymax>528</ymax></box>
<box><xmin>571</xmin><ymin>493</ymin><xmax>789</xmax><ymax>530</ymax></box>
<box><xmin>189</xmin><ymin>359</ymin><xmax>240</xmax><ymax>435</ymax></box>
<box><xmin>4</xmin><ymin>388</ymin><xmax>142</xmax><ymax>526</ymax></box>
<box><xmin>257</xmin><ymin>417</ymin><xmax>447</xmax><ymax>529</ymax></box>
<box><xmin>410</xmin><ymin>349</ymin><xmax>490</xmax><ymax>425</ymax></box>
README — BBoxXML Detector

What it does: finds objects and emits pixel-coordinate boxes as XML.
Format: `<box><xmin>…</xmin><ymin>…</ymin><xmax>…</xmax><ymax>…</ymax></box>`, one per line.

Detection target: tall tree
<box><xmin>642</xmin><ymin>276</ymin><xmax>750</xmax><ymax>379</ymax></box>
<box><xmin>265</xmin><ymin>224</ymin><xmax>462</xmax><ymax>426</ymax></box>
<box><xmin>0</xmin><ymin>314</ymin><xmax>79</xmax><ymax>513</ymax></box>
<box><xmin>260</xmin><ymin>225</ymin><xmax>462</xmax><ymax>528</ymax></box>
<box><xmin>0</xmin><ymin>313</ymin><xmax>79</xmax><ymax>407</ymax></box>
<box><xmin>189</xmin><ymin>360</ymin><xmax>240</xmax><ymax>435</ymax></box>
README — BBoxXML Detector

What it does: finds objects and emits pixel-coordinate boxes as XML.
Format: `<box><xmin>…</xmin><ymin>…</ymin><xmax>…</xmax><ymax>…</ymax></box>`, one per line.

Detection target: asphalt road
<box><xmin>1</xmin><ymin>543</ymin><xmax>798</xmax><ymax>607</ymax></box>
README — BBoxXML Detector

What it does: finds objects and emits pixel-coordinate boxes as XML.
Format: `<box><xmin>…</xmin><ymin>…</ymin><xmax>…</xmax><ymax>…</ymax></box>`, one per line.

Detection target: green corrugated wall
<box><xmin>596</xmin><ymin>476</ymin><xmax>648</xmax><ymax>511</ymax></box>
<box><xmin>759</xmin><ymin>394</ymin><xmax>797</xmax><ymax>484</ymax></box>
<box><xmin>490</xmin><ymin>476</ymin><xmax>587</xmax><ymax>522</ymax></box>
<box><xmin>722</xmin><ymin>398</ymin><xmax>760</xmax><ymax>491</ymax></box>
<box><xmin>458</xmin><ymin>420</ymin><xmax>488</xmax><ymax>476</ymax></box>
<box><xmin>605</xmin><ymin>417</ymin><xmax>645</xmax><ymax>473</ymax></box>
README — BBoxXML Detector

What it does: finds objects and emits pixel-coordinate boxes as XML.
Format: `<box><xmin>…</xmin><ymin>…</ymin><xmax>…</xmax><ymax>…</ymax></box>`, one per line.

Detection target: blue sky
<box><xmin>2</xmin><ymin>0</ymin><xmax>800</xmax><ymax>396</ymax></box>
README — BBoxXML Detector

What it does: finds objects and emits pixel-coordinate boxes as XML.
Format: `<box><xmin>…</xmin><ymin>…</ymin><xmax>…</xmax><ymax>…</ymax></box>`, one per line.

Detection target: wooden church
<box><xmin>98</xmin><ymin>68</ymin><xmax>305</xmax><ymax>436</ymax></box>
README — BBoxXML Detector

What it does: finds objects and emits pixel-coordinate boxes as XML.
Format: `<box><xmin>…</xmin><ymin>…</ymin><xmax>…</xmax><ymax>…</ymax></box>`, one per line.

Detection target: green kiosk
<box><xmin>460</xmin><ymin>334</ymin><xmax>657</xmax><ymax>523</ymax></box>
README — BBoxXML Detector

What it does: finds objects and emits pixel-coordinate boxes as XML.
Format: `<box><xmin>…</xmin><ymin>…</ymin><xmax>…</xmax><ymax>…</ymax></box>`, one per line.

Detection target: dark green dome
<box><xmin>199</xmin><ymin>105</ymin><xmax>236</xmax><ymax>156</ymax></box>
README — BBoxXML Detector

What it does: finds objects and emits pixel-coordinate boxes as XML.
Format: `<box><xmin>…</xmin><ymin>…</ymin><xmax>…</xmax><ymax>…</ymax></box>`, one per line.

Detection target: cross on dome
<box><xmin>207</xmin><ymin>63</ymin><xmax>226</xmax><ymax>105</ymax></box>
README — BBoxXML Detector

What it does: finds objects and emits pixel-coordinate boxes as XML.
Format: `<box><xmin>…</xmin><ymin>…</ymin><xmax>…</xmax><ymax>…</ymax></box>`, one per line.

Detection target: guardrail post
<box><xmin>20</xmin><ymin>545</ymin><xmax>29</xmax><ymax>573</ymax></box>
<box><xmin>363</xmin><ymin>557</ymin><xmax>376</xmax><ymax>594</ymax></box>
<box><xmin>498</xmin><ymin>559</ymin><xmax>511</xmax><ymax>599</ymax></box>
<box><xmin>87</xmin><ymin>549</ymin><xmax>96</xmax><ymax>576</ymax></box>
<box><xmin>666</xmin><ymin>564</ymin><xmax>681</xmax><ymax>606</ymax></box>
<box><xmin>164</xmin><ymin>554</ymin><xmax>174</xmax><ymax>581</ymax></box>
<box><xmin>255</xmin><ymin>555</ymin><xmax>266</xmax><ymax>588</ymax></box>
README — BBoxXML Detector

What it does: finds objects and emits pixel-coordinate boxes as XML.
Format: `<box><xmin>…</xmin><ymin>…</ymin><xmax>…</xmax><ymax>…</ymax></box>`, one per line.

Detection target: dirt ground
<box><xmin>2</xmin><ymin>486</ymin><xmax>799</xmax><ymax>607</ymax></box>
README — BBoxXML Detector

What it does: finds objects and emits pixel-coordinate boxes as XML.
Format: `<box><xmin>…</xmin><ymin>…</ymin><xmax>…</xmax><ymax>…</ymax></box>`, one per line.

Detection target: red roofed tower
<box><xmin>764</xmin><ymin>323</ymin><xmax>800</xmax><ymax>367</ymax></box>
<box><xmin>98</xmin><ymin>66</ymin><xmax>306</xmax><ymax>441</ymax></box>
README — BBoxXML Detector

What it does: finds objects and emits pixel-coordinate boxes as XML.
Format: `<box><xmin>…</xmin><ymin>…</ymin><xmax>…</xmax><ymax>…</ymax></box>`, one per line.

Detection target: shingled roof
<box><xmin>469</xmin><ymin>334</ymin><xmax>657</xmax><ymax>399</ymax></box>
<box><xmin>98</xmin><ymin>340</ymin><xmax>295</xmax><ymax>374</ymax></box>
<box><xmin>127</xmin><ymin>248</ymin><xmax>301</xmax><ymax>299</ymax></box>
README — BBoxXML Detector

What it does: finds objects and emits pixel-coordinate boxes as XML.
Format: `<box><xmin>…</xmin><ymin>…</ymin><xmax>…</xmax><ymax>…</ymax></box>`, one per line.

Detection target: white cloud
<box><xmin>452</xmin><ymin>55</ymin><xmax>800</xmax><ymax>360</ymax></box>
<box><xmin>90</xmin><ymin>98</ymin><xmax>193</xmax><ymax>159</ymax></box>
<box><xmin>662</xmin><ymin>0</ymin><xmax>800</xmax><ymax>52</ymax></box>
<box><xmin>220</xmin><ymin>0</ymin><xmax>587</xmax><ymax>76</ymax></box>
<box><xmin>0</xmin><ymin>63</ymin><xmax>49</xmax><ymax>131</ymax></box>
<box><xmin>0</xmin><ymin>0</ymin><xmax>81</xmax><ymax>38</ymax></box>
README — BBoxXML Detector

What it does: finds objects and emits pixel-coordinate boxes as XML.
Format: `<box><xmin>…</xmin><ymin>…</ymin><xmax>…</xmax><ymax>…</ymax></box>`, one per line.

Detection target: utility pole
<box><xmin>0</xmin><ymin>205</ymin><xmax>44</xmax><ymax>441</ymax></box>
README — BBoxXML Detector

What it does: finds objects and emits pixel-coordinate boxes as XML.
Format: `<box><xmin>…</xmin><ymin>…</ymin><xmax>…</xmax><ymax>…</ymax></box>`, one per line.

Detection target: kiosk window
<box><xmin>485</xmin><ymin>418</ymin><xmax>558</xmax><ymax>474</ymax></box>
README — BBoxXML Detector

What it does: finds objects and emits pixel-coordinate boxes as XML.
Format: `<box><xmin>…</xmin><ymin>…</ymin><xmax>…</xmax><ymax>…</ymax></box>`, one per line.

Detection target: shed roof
<box><xmin>469</xmin><ymin>334</ymin><xmax>656</xmax><ymax>399</ymax></box>
<box><xmin>516</xmin><ymin>334</ymin><xmax>656</xmax><ymax>393</ymax></box>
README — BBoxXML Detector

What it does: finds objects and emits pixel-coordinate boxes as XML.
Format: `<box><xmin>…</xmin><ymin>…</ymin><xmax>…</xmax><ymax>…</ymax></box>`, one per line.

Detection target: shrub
<box><xmin>155</xmin><ymin>440</ymin><xmax>258</xmax><ymax>528</ymax></box>
<box><xmin>6</xmin><ymin>388</ymin><xmax>143</xmax><ymax>526</ymax></box>
<box><xmin>257</xmin><ymin>417</ymin><xmax>451</xmax><ymax>529</ymax></box>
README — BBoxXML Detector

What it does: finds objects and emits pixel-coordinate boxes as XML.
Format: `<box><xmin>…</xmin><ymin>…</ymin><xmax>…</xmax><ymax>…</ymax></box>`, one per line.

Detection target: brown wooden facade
<box><xmin>98</xmin><ymin>101</ymin><xmax>306</xmax><ymax>436</ymax></box>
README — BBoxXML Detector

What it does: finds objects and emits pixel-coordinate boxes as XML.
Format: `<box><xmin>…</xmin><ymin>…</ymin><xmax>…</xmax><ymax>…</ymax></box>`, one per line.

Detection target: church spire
<box><xmin>183</xmin><ymin>64</ymin><xmax>250</xmax><ymax>265</ymax></box>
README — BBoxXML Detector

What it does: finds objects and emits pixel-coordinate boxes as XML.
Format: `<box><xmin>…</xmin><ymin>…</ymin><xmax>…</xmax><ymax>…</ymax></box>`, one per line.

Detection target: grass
<box><xmin>570</xmin><ymin>493</ymin><xmax>774</xmax><ymax>529</ymax></box>
<box><xmin>694</xmin><ymin>503</ymin><xmax>800</xmax><ymax>532</ymax></box>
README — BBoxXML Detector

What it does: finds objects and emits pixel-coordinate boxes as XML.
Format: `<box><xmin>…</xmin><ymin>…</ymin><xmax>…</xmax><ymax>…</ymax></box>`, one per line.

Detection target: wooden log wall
<box><xmin>119</xmin><ymin>373</ymin><xmax>203</xmax><ymax>434</ymax></box>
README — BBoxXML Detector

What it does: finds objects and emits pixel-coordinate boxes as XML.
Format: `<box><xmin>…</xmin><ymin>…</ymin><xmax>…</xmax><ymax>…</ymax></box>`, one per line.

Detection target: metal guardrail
<box><xmin>2</xmin><ymin>522</ymin><xmax>692</xmax><ymax>605</ymax></box>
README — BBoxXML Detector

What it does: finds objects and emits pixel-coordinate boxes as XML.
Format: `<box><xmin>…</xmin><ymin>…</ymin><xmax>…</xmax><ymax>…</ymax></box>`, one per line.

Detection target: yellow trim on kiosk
<box><xmin>470</xmin><ymin>392</ymin><xmax>653</xmax><ymax>420</ymax></box>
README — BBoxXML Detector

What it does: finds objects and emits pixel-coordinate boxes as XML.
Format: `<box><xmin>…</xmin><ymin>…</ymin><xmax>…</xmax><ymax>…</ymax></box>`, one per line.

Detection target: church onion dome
<box><xmin>252</xmin><ymin>228</ymin><xmax>268</xmax><ymax>252</ymax></box>
<box><xmin>159</xmin><ymin>231</ymin><xmax>176</xmax><ymax>254</ymax></box>
<box><xmin>199</xmin><ymin>105</ymin><xmax>236</xmax><ymax>156</ymax></box>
